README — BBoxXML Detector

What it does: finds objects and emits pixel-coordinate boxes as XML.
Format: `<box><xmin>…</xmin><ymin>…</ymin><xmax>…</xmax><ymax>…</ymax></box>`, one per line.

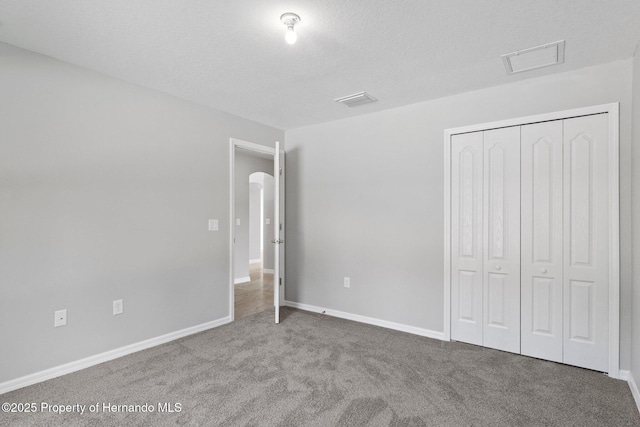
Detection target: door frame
<box><xmin>443</xmin><ymin>102</ymin><xmax>620</xmax><ymax>378</ymax></box>
<box><xmin>229</xmin><ymin>138</ymin><xmax>277</xmax><ymax>321</ymax></box>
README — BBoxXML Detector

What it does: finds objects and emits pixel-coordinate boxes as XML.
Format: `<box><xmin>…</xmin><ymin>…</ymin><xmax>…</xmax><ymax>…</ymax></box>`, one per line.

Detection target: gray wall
<box><xmin>258</xmin><ymin>173</ymin><xmax>275</xmax><ymax>272</ymax></box>
<box><xmin>249</xmin><ymin>181</ymin><xmax>262</xmax><ymax>262</ymax></box>
<box><xmin>631</xmin><ymin>43</ymin><xmax>640</xmax><ymax>390</ymax></box>
<box><xmin>285</xmin><ymin>59</ymin><xmax>634</xmax><ymax>370</ymax></box>
<box><xmin>233</xmin><ymin>153</ymin><xmax>273</xmax><ymax>280</ymax></box>
<box><xmin>248</xmin><ymin>172</ymin><xmax>275</xmax><ymax>270</ymax></box>
<box><xmin>0</xmin><ymin>42</ymin><xmax>283</xmax><ymax>383</ymax></box>
<box><xmin>260</xmin><ymin>173</ymin><xmax>275</xmax><ymax>272</ymax></box>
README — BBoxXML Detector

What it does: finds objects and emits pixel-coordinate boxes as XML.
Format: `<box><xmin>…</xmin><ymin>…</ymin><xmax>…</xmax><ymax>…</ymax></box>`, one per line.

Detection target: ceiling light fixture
<box><xmin>280</xmin><ymin>13</ymin><xmax>301</xmax><ymax>45</ymax></box>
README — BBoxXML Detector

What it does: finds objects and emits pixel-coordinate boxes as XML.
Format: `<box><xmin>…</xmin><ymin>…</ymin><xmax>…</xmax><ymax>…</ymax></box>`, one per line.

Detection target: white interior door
<box><xmin>482</xmin><ymin>127</ymin><xmax>521</xmax><ymax>354</ymax></box>
<box><xmin>562</xmin><ymin>114</ymin><xmax>609</xmax><ymax>371</ymax></box>
<box><xmin>450</xmin><ymin>132</ymin><xmax>483</xmax><ymax>346</ymax></box>
<box><xmin>273</xmin><ymin>141</ymin><xmax>285</xmax><ymax>324</ymax></box>
<box><xmin>521</xmin><ymin>121</ymin><xmax>564</xmax><ymax>362</ymax></box>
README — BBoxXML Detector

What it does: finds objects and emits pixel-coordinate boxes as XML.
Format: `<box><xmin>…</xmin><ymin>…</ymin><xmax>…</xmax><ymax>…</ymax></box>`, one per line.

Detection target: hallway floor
<box><xmin>234</xmin><ymin>262</ymin><xmax>274</xmax><ymax>319</ymax></box>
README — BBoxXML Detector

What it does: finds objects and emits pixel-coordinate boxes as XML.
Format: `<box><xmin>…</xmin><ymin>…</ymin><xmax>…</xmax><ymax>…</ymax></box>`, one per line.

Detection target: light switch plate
<box><xmin>236</xmin><ymin>218</ymin><xmax>241</xmax><ymax>226</ymax></box>
<box><xmin>265</xmin><ymin>218</ymin><xmax>271</xmax><ymax>225</ymax></box>
<box><xmin>54</xmin><ymin>309</ymin><xmax>67</xmax><ymax>327</ymax></box>
<box><xmin>208</xmin><ymin>219</ymin><xmax>219</xmax><ymax>231</ymax></box>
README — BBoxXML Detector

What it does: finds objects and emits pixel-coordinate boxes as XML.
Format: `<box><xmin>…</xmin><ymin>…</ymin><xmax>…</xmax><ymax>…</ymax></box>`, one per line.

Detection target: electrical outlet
<box><xmin>54</xmin><ymin>309</ymin><xmax>67</xmax><ymax>327</ymax></box>
<box><xmin>344</xmin><ymin>277</ymin><xmax>350</xmax><ymax>288</ymax></box>
<box><xmin>208</xmin><ymin>219</ymin><xmax>219</xmax><ymax>231</ymax></box>
<box><xmin>113</xmin><ymin>299</ymin><xmax>123</xmax><ymax>315</ymax></box>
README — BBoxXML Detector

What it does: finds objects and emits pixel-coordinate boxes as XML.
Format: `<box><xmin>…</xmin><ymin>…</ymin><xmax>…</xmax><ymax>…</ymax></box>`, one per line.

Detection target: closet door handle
<box><xmin>541</xmin><ymin>268</ymin><xmax>548</xmax><ymax>274</ymax></box>
<box><xmin>495</xmin><ymin>265</ymin><xmax>501</xmax><ymax>271</ymax></box>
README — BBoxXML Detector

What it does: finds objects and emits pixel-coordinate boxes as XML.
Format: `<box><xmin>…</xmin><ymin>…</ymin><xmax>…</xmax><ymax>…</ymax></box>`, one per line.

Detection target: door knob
<box><xmin>541</xmin><ymin>268</ymin><xmax>548</xmax><ymax>274</ymax></box>
<box><xmin>495</xmin><ymin>265</ymin><xmax>501</xmax><ymax>271</ymax></box>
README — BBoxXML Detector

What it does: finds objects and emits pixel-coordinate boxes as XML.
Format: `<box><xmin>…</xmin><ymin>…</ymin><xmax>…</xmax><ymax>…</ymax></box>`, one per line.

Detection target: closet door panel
<box><xmin>450</xmin><ymin>132</ymin><xmax>483</xmax><ymax>345</ymax></box>
<box><xmin>521</xmin><ymin>121</ymin><xmax>563</xmax><ymax>362</ymax></box>
<box><xmin>482</xmin><ymin>127</ymin><xmax>520</xmax><ymax>353</ymax></box>
<box><xmin>562</xmin><ymin>114</ymin><xmax>609</xmax><ymax>372</ymax></box>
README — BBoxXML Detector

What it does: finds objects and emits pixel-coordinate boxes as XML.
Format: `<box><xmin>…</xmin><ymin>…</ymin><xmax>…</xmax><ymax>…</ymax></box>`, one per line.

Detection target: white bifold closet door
<box><xmin>451</xmin><ymin>127</ymin><xmax>520</xmax><ymax>353</ymax></box>
<box><xmin>521</xmin><ymin>115</ymin><xmax>609</xmax><ymax>371</ymax></box>
<box><xmin>521</xmin><ymin>121</ymin><xmax>564</xmax><ymax>362</ymax></box>
<box><xmin>450</xmin><ymin>132</ymin><xmax>484</xmax><ymax>346</ymax></box>
<box><xmin>482</xmin><ymin>127</ymin><xmax>521</xmax><ymax>354</ymax></box>
<box><xmin>562</xmin><ymin>114</ymin><xmax>609</xmax><ymax>372</ymax></box>
<box><xmin>451</xmin><ymin>113</ymin><xmax>610</xmax><ymax>372</ymax></box>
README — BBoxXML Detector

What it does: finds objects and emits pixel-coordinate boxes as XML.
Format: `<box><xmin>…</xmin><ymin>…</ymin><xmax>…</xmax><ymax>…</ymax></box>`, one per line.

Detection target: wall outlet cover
<box><xmin>113</xmin><ymin>299</ymin><xmax>123</xmax><ymax>315</ymax></box>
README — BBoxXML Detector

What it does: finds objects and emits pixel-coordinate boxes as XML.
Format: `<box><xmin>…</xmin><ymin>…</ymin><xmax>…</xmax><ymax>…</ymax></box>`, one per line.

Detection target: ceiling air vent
<box><xmin>501</xmin><ymin>40</ymin><xmax>565</xmax><ymax>74</ymax></box>
<box><xmin>334</xmin><ymin>91</ymin><xmax>377</xmax><ymax>107</ymax></box>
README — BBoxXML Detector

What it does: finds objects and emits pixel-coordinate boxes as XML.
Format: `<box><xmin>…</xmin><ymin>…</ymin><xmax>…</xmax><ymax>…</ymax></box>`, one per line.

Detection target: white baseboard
<box><xmin>284</xmin><ymin>300</ymin><xmax>446</xmax><ymax>341</ymax></box>
<box><xmin>0</xmin><ymin>316</ymin><xmax>231</xmax><ymax>395</ymax></box>
<box><xmin>263</xmin><ymin>268</ymin><xmax>275</xmax><ymax>274</ymax></box>
<box><xmin>249</xmin><ymin>259</ymin><xmax>261</xmax><ymax>264</ymax></box>
<box><xmin>234</xmin><ymin>276</ymin><xmax>250</xmax><ymax>284</ymax></box>
<box><xmin>628</xmin><ymin>371</ymin><xmax>640</xmax><ymax>415</ymax></box>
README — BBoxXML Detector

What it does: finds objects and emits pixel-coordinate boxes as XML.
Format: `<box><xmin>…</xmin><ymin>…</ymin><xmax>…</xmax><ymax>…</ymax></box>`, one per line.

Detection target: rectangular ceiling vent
<box><xmin>501</xmin><ymin>40</ymin><xmax>565</xmax><ymax>74</ymax></box>
<box><xmin>334</xmin><ymin>91</ymin><xmax>377</xmax><ymax>107</ymax></box>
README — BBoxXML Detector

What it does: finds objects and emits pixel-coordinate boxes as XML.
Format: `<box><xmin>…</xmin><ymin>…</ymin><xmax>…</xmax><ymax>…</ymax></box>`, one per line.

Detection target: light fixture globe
<box><xmin>280</xmin><ymin>12</ymin><xmax>300</xmax><ymax>45</ymax></box>
<box><xmin>285</xmin><ymin>26</ymin><xmax>297</xmax><ymax>45</ymax></box>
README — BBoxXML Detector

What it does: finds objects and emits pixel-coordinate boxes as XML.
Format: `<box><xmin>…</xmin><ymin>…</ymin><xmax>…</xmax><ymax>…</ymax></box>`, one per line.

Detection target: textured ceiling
<box><xmin>1</xmin><ymin>1</ymin><xmax>640</xmax><ymax>130</ymax></box>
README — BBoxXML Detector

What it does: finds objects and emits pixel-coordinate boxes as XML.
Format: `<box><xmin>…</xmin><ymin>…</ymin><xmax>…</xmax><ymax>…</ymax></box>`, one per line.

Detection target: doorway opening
<box><xmin>229</xmin><ymin>138</ymin><xmax>284</xmax><ymax>324</ymax></box>
<box><xmin>235</xmin><ymin>172</ymin><xmax>275</xmax><ymax>319</ymax></box>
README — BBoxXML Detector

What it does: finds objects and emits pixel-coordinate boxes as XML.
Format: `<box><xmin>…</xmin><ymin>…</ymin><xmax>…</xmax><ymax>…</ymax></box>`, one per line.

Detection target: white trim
<box><xmin>234</xmin><ymin>276</ymin><xmax>250</xmax><ymax>284</ymax></box>
<box><xmin>229</xmin><ymin>138</ymin><xmax>277</xmax><ymax>323</ymax></box>
<box><xmin>229</xmin><ymin>139</ymin><xmax>235</xmax><ymax>321</ymax></box>
<box><xmin>607</xmin><ymin>103</ymin><xmax>620</xmax><ymax>378</ymax></box>
<box><xmin>0</xmin><ymin>316</ymin><xmax>231</xmax><ymax>395</ymax></box>
<box><xmin>443</xmin><ymin>103</ymin><xmax>620</xmax><ymax>376</ymax></box>
<box><xmin>249</xmin><ymin>259</ymin><xmax>262</xmax><ymax>264</ymax></box>
<box><xmin>619</xmin><ymin>370</ymin><xmax>630</xmax><ymax>381</ymax></box>
<box><xmin>627</xmin><ymin>371</ymin><xmax>640</xmax><ymax>414</ymax></box>
<box><xmin>443</xmin><ymin>103</ymin><xmax>618</xmax><ymax>137</ymax></box>
<box><xmin>234</xmin><ymin>139</ymin><xmax>276</xmax><ymax>156</ymax></box>
<box><xmin>443</xmin><ymin>123</ymin><xmax>452</xmax><ymax>341</ymax></box>
<box><xmin>285</xmin><ymin>300</ymin><xmax>446</xmax><ymax>341</ymax></box>
<box><xmin>263</xmin><ymin>268</ymin><xmax>275</xmax><ymax>274</ymax></box>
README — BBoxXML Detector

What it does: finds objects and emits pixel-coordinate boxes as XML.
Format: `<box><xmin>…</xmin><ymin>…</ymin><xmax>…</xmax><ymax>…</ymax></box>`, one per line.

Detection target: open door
<box><xmin>273</xmin><ymin>141</ymin><xmax>285</xmax><ymax>323</ymax></box>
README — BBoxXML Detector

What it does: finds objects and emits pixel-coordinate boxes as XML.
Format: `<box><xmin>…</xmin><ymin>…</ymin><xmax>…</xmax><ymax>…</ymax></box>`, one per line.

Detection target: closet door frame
<box><xmin>443</xmin><ymin>102</ymin><xmax>620</xmax><ymax>378</ymax></box>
